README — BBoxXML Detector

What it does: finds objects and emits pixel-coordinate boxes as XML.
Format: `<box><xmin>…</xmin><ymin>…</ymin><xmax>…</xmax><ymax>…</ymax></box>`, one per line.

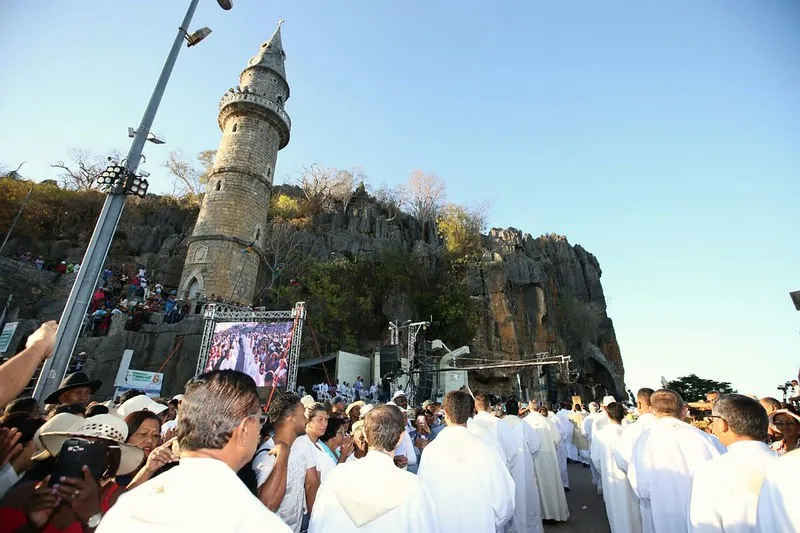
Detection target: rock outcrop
<box><xmin>0</xmin><ymin>182</ymin><xmax>625</xmax><ymax>401</ymax></box>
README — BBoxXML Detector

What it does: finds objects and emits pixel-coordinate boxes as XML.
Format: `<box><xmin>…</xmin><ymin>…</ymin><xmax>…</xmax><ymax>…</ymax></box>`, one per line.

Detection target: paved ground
<box><xmin>544</xmin><ymin>462</ymin><xmax>610</xmax><ymax>533</ymax></box>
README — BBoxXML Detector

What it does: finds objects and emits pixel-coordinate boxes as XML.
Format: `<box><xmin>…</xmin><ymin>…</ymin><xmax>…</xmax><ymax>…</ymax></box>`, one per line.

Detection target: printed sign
<box><xmin>122</xmin><ymin>370</ymin><xmax>163</xmax><ymax>395</ymax></box>
<box><xmin>0</xmin><ymin>322</ymin><xmax>19</xmax><ymax>354</ymax></box>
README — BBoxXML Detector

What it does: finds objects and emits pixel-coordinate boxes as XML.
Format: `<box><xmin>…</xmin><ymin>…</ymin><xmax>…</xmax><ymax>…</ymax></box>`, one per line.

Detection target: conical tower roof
<box><xmin>246</xmin><ymin>19</ymin><xmax>287</xmax><ymax>80</ymax></box>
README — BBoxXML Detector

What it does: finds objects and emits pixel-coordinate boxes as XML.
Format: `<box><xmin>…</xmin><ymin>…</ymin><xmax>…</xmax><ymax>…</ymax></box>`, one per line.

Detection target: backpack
<box><xmin>237</xmin><ymin>446</ymin><xmax>271</xmax><ymax>495</ymax></box>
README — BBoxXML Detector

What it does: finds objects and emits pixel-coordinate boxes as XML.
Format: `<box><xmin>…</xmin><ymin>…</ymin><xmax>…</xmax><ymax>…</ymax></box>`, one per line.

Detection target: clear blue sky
<box><xmin>1</xmin><ymin>1</ymin><xmax>798</xmax><ymax>399</ymax></box>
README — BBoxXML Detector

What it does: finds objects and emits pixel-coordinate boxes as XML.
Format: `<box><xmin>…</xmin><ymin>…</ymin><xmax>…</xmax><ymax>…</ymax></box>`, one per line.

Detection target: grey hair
<box><xmin>177</xmin><ymin>370</ymin><xmax>260</xmax><ymax>452</ymax></box>
<box><xmin>713</xmin><ymin>394</ymin><xmax>768</xmax><ymax>441</ymax></box>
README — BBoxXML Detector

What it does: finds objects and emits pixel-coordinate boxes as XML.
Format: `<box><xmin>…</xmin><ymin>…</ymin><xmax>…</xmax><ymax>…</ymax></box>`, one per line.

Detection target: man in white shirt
<box><xmin>418</xmin><ymin>390</ymin><xmax>515</xmax><ymax>532</ymax></box>
<box><xmin>468</xmin><ymin>394</ymin><xmax>508</xmax><ymax>466</ymax></box>
<box><xmin>756</xmin><ymin>448</ymin><xmax>800</xmax><ymax>532</ymax></box>
<box><xmin>309</xmin><ymin>405</ymin><xmax>440</xmax><ymax>533</ymax></box>
<box><xmin>688</xmin><ymin>394</ymin><xmax>775</xmax><ymax>532</ymax></box>
<box><xmin>583</xmin><ymin>402</ymin><xmax>604</xmax><ymax>490</ymax></box>
<box><xmin>387</xmin><ymin>392</ymin><xmax>417</xmax><ymax>470</ymax></box>
<box><xmin>627</xmin><ymin>389</ymin><xmax>725</xmax><ymax>533</ymax></box>
<box><xmin>255</xmin><ymin>392</ymin><xmax>319</xmax><ymax>533</ymax></box>
<box><xmin>98</xmin><ymin>370</ymin><xmax>291</xmax><ymax>533</ymax></box>
<box><xmin>591</xmin><ymin>402</ymin><xmax>641</xmax><ymax>533</ymax></box>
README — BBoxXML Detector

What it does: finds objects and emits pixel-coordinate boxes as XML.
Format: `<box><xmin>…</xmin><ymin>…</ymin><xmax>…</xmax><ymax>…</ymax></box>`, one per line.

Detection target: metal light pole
<box><xmin>34</xmin><ymin>0</ymin><xmax>232</xmax><ymax>403</ymax></box>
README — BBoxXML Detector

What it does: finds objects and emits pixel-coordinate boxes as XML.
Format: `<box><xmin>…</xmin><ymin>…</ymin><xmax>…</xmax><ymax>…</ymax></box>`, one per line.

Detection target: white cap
<box><xmin>602</xmin><ymin>395</ymin><xmax>616</xmax><ymax>407</ymax></box>
<box><xmin>392</xmin><ymin>390</ymin><xmax>406</xmax><ymax>401</ymax></box>
<box><xmin>300</xmin><ymin>395</ymin><xmax>316</xmax><ymax>409</ymax></box>
<box><xmin>359</xmin><ymin>404</ymin><xmax>375</xmax><ymax>419</ymax></box>
<box><xmin>172</xmin><ymin>394</ymin><xmax>184</xmax><ymax>402</ymax></box>
<box><xmin>117</xmin><ymin>395</ymin><xmax>168</xmax><ymax>417</ymax></box>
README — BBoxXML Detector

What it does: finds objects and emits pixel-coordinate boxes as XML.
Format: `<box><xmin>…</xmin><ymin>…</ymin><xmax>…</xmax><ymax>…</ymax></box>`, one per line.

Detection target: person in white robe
<box><xmin>308</xmin><ymin>405</ymin><xmax>440</xmax><ymax>533</ymax></box>
<box><xmin>499</xmin><ymin>399</ymin><xmax>544</xmax><ymax>533</ymax></box>
<box><xmin>688</xmin><ymin>394</ymin><xmax>776</xmax><ymax>533</ymax></box>
<box><xmin>468</xmin><ymin>394</ymin><xmax>509</xmax><ymax>466</ymax></box>
<box><xmin>386</xmin><ymin>397</ymin><xmax>418</xmax><ymax>471</ymax></box>
<box><xmin>590</xmin><ymin>402</ymin><xmax>642</xmax><ymax>533</ymax></box>
<box><xmin>557</xmin><ymin>404</ymin><xmax>579</xmax><ymax>463</ymax></box>
<box><xmin>523</xmin><ymin>407</ymin><xmax>569</xmax><ymax>522</ymax></box>
<box><xmin>583</xmin><ymin>402</ymin><xmax>604</xmax><ymax>489</ymax></box>
<box><xmin>612</xmin><ymin>388</ymin><xmax>657</xmax><ymax>530</ymax></box>
<box><xmin>627</xmin><ymin>389</ymin><xmax>725</xmax><ymax>533</ymax></box>
<box><xmin>592</xmin><ymin>396</ymin><xmax>617</xmax><ymax>437</ymax></box>
<box><xmin>756</xmin><ymin>448</ymin><xmax>800</xmax><ymax>533</ymax></box>
<box><xmin>568</xmin><ymin>405</ymin><xmax>589</xmax><ymax>465</ymax></box>
<box><xmin>552</xmin><ymin>404</ymin><xmax>572</xmax><ymax>489</ymax></box>
<box><xmin>418</xmin><ymin>390</ymin><xmax>515</xmax><ymax>533</ymax></box>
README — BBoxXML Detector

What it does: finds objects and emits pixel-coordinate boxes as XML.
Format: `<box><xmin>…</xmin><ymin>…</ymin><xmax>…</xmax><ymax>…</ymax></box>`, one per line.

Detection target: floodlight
<box><xmin>186</xmin><ymin>27</ymin><xmax>212</xmax><ymax>47</ymax></box>
<box><xmin>127</xmin><ymin>127</ymin><xmax>135</xmax><ymax>138</ymax></box>
<box><xmin>139</xmin><ymin>170</ymin><xmax>150</xmax><ymax>178</ymax></box>
<box><xmin>147</xmin><ymin>132</ymin><xmax>166</xmax><ymax>144</ymax></box>
<box><xmin>217</xmin><ymin>0</ymin><xmax>233</xmax><ymax>9</ymax></box>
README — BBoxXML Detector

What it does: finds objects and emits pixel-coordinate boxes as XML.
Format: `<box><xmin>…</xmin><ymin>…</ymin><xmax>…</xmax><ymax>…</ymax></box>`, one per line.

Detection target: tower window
<box><xmin>255</xmin><ymin>228</ymin><xmax>261</xmax><ymax>240</ymax></box>
<box><xmin>215</xmin><ymin>181</ymin><xmax>222</xmax><ymax>191</ymax></box>
<box><xmin>276</xmin><ymin>96</ymin><xmax>283</xmax><ymax>106</ymax></box>
<box><xmin>267</xmin><ymin>167</ymin><xmax>272</xmax><ymax>178</ymax></box>
<box><xmin>232</xmin><ymin>123</ymin><xmax>238</xmax><ymax>133</ymax></box>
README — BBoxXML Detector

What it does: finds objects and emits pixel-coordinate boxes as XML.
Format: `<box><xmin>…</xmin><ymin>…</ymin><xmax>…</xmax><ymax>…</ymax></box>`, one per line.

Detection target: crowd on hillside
<box><xmin>0</xmin><ymin>322</ymin><xmax>798</xmax><ymax>533</ymax></box>
<box><xmin>16</xmin><ymin>251</ymin><xmax>81</xmax><ymax>275</ymax></box>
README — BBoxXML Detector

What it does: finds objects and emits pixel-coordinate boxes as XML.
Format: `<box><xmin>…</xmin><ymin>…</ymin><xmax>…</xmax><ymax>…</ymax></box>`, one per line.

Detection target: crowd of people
<box><xmin>0</xmin><ymin>322</ymin><xmax>798</xmax><ymax>533</ymax></box>
<box><xmin>16</xmin><ymin>252</ymin><xmax>81</xmax><ymax>274</ymax></box>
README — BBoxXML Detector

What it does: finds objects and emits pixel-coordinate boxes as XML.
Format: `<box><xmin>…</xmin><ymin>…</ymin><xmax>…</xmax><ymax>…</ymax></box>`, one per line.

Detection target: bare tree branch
<box><xmin>50</xmin><ymin>147</ymin><xmax>118</xmax><ymax>190</ymax></box>
<box><xmin>403</xmin><ymin>170</ymin><xmax>446</xmax><ymax>224</ymax></box>
<box><xmin>294</xmin><ymin>164</ymin><xmax>335</xmax><ymax>214</ymax></box>
<box><xmin>329</xmin><ymin>166</ymin><xmax>367</xmax><ymax>214</ymax></box>
<box><xmin>260</xmin><ymin>220</ymin><xmax>306</xmax><ymax>296</ymax></box>
<box><xmin>163</xmin><ymin>150</ymin><xmax>215</xmax><ymax>201</ymax></box>
<box><xmin>373</xmin><ymin>182</ymin><xmax>405</xmax><ymax>222</ymax></box>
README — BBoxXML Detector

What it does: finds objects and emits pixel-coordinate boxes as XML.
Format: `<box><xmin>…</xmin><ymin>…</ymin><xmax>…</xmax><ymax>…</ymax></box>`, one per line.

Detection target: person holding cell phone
<box><xmin>0</xmin><ymin>413</ymin><xmax>144</xmax><ymax>532</ymax></box>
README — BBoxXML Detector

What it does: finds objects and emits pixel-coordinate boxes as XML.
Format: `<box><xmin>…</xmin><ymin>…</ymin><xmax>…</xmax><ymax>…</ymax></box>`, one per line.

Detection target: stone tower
<box><xmin>179</xmin><ymin>21</ymin><xmax>290</xmax><ymax>304</ymax></box>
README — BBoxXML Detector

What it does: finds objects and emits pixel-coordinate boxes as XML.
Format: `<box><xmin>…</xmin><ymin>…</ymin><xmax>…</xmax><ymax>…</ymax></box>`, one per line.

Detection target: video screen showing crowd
<box><xmin>2</xmin><ymin>361</ymin><xmax>799</xmax><ymax>533</ymax></box>
<box><xmin>205</xmin><ymin>321</ymin><xmax>293</xmax><ymax>387</ymax></box>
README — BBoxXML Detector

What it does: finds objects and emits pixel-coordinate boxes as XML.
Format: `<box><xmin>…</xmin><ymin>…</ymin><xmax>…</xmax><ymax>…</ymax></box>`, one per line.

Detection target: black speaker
<box><xmin>379</xmin><ymin>345</ymin><xmax>401</xmax><ymax>378</ymax></box>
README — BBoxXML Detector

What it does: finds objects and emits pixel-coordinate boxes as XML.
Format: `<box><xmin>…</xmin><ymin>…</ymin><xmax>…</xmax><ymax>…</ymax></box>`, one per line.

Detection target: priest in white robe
<box><xmin>756</xmin><ymin>448</ymin><xmax>800</xmax><ymax>533</ymax></box>
<box><xmin>498</xmin><ymin>399</ymin><xmax>544</xmax><ymax>533</ymax></box>
<box><xmin>627</xmin><ymin>389</ymin><xmax>725</xmax><ymax>533</ymax></box>
<box><xmin>557</xmin><ymin>404</ymin><xmax>579</xmax><ymax>462</ymax></box>
<box><xmin>469</xmin><ymin>394</ymin><xmax>509</xmax><ymax>467</ymax></box>
<box><xmin>523</xmin><ymin>407</ymin><xmax>569</xmax><ymax>522</ymax></box>
<box><xmin>688</xmin><ymin>394</ymin><xmax>776</xmax><ymax>533</ymax></box>
<box><xmin>308</xmin><ymin>405</ymin><xmax>440</xmax><ymax>533</ymax></box>
<box><xmin>583</xmin><ymin>402</ymin><xmax>604</xmax><ymax>489</ymax></box>
<box><xmin>553</xmin><ymin>404</ymin><xmax>572</xmax><ymax>489</ymax></box>
<box><xmin>590</xmin><ymin>402</ymin><xmax>642</xmax><ymax>533</ymax></box>
<box><xmin>612</xmin><ymin>388</ymin><xmax>657</xmax><ymax>531</ymax></box>
<box><xmin>418</xmin><ymin>390</ymin><xmax>515</xmax><ymax>533</ymax></box>
<box><xmin>568</xmin><ymin>406</ymin><xmax>589</xmax><ymax>465</ymax></box>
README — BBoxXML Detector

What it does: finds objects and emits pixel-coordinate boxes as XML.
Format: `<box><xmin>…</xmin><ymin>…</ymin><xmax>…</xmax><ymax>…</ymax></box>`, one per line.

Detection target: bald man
<box><xmin>627</xmin><ymin>389</ymin><xmax>725</xmax><ymax>533</ymax></box>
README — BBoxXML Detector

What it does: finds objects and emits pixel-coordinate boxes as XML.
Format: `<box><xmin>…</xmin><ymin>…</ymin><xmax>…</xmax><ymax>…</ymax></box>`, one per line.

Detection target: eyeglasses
<box><xmin>705</xmin><ymin>415</ymin><xmax>725</xmax><ymax>423</ymax></box>
<box><xmin>773</xmin><ymin>420</ymin><xmax>798</xmax><ymax>427</ymax></box>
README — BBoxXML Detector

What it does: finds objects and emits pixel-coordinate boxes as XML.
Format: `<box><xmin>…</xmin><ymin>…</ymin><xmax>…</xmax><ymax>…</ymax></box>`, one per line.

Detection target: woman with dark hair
<box><xmin>117</xmin><ymin>410</ymin><xmax>177</xmax><ymax>489</ymax></box>
<box><xmin>318</xmin><ymin>418</ymin><xmax>353</xmax><ymax>465</ymax></box>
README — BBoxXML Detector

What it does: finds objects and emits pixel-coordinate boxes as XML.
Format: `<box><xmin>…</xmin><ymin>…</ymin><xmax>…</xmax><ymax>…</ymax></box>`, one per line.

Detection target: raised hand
<box><xmin>25</xmin><ymin>476</ymin><xmax>60</xmax><ymax>529</ymax></box>
<box><xmin>55</xmin><ymin>465</ymin><xmax>101</xmax><ymax>523</ymax></box>
<box><xmin>0</xmin><ymin>427</ymin><xmax>22</xmax><ymax>467</ymax></box>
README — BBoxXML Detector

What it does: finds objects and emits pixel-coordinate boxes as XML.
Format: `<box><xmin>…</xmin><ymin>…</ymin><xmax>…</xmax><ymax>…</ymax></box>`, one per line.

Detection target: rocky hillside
<box><xmin>0</xmin><ymin>177</ymin><xmax>624</xmax><ymax>399</ymax></box>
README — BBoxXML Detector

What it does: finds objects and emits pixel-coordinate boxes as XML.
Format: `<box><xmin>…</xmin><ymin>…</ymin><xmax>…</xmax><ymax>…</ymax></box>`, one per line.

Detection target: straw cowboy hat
<box><xmin>38</xmin><ymin>414</ymin><xmax>145</xmax><ymax>475</ymax></box>
<box><xmin>31</xmin><ymin>413</ymin><xmax>85</xmax><ymax>461</ymax></box>
<box><xmin>117</xmin><ymin>395</ymin><xmax>168</xmax><ymax>418</ymax></box>
<box><xmin>345</xmin><ymin>401</ymin><xmax>365</xmax><ymax>417</ymax></box>
<box><xmin>44</xmin><ymin>371</ymin><xmax>102</xmax><ymax>405</ymax></box>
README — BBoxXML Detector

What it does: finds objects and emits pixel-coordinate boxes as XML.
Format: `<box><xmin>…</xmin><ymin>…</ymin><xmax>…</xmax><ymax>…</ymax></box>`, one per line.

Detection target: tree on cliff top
<box><xmin>163</xmin><ymin>149</ymin><xmax>215</xmax><ymax>202</ymax></box>
<box><xmin>666</xmin><ymin>374</ymin><xmax>735</xmax><ymax>402</ymax></box>
<box><xmin>437</xmin><ymin>201</ymin><xmax>489</xmax><ymax>261</ymax></box>
<box><xmin>403</xmin><ymin>170</ymin><xmax>445</xmax><ymax>225</ymax></box>
<box><xmin>50</xmin><ymin>147</ymin><xmax>122</xmax><ymax>190</ymax></box>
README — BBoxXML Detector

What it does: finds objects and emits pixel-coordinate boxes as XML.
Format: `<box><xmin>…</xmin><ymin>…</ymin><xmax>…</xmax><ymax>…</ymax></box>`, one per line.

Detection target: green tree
<box><xmin>437</xmin><ymin>202</ymin><xmax>488</xmax><ymax>261</ymax></box>
<box><xmin>666</xmin><ymin>374</ymin><xmax>735</xmax><ymax>402</ymax></box>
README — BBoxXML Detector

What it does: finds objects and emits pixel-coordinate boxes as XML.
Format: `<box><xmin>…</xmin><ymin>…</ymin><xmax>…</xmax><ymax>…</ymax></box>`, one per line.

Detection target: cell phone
<box><xmin>49</xmin><ymin>438</ymin><xmax>109</xmax><ymax>486</ymax></box>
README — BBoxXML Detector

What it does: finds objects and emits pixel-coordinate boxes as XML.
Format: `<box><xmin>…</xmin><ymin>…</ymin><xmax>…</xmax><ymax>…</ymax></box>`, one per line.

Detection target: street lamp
<box><xmin>33</xmin><ymin>0</ymin><xmax>233</xmax><ymax>404</ymax></box>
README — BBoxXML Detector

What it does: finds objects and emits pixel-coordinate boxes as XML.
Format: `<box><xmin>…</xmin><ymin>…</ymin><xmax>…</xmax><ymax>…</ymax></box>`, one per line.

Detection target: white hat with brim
<box><xmin>769</xmin><ymin>409</ymin><xmax>800</xmax><ymax>425</ymax></box>
<box><xmin>391</xmin><ymin>390</ymin><xmax>406</xmax><ymax>401</ymax></box>
<box><xmin>300</xmin><ymin>395</ymin><xmax>316</xmax><ymax>409</ymax></box>
<box><xmin>38</xmin><ymin>414</ymin><xmax>145</xmax><ymax>475</ymax></box>
<box><xmin>602</xmin><ymin>396</ymin><xmax>616</xmax><ymax>407</ymax></box>
<box><xmin>31</xmin><ymin>413</ymin><xmax>85</xmax><ymax>461</ymax></box>
<box><xmin>117</xmin><ymin>395</ymin><xmax>168</xmax><ymax>418</ymax></box>
<box><xmin>359</xmin><ymin>404</ymin><xmax>375</xmax><ymax>419</ymax></box>
<box><xmin>345</xmin><ymin>401</ymin><xmax>365</xmax><ymax>416</ymax></box>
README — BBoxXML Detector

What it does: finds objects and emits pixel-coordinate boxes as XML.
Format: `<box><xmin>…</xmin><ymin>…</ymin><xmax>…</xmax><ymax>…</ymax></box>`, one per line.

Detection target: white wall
<box><xmin>335</xmin><ymin>351</ymin><xmax>372</xmax><ymax>385</ymax></box>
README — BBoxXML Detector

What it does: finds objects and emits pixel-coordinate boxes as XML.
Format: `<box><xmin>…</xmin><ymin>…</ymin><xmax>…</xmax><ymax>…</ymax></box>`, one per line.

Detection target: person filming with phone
<box><xmin>0</xmin><ymin>413</ymin><xmax>144</xmax><ymax>532</ymax></box>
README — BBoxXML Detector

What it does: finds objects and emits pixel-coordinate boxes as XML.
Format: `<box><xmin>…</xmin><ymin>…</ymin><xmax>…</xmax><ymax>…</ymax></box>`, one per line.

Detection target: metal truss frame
<box><xmin>195</xmin><ymin>302</ymin><xmax>306</xmax><ymax>392</ymax></box>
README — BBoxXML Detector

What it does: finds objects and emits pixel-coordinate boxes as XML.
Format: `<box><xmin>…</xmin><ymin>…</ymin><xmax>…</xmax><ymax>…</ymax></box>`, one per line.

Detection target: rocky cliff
<box><xmin>0</xmin><ymin>178</ymin><xmax>624</xmax><ymax>400</ymax></box>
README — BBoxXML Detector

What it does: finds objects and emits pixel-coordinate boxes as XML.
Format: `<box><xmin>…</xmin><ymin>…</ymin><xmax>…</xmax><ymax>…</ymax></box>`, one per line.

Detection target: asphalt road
<box><xmin>544</xmin><ymin>462</ymin><xmax>611</xmax><ymax>533</ymax></box>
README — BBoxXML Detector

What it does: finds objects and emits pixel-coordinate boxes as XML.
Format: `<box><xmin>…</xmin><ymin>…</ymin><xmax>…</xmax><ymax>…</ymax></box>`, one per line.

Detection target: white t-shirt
<box><xmin>294</xmin><ymin>435</ymin><xmax>336</xmax><ymax>482</ymax></box>
<box><xmin>253</xmin><ymin>438</ymin><xmax>315</xmax><ymax>533</ymax></box>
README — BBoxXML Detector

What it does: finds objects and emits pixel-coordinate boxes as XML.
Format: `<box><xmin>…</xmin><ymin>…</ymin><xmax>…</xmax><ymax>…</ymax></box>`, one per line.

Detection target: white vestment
<box><xmin>689</xmin><ymin>440</ymin><xmax>776</xmax><ymax>533</ymax></box>
<box><xmin>523</xmin><ymin>411</ymin><xmax>569</xmax><ymax>521</ymax></box>
<box><xmin>552</xmin><ymin>411</ymin><xmax>571</xmax><ymax>488</ymax></box>
<box><xmin>97</xmin><ymin>458</ymin><xmax>290</xmax><ymax>533</ymax></box>
<box><xmin>418</xmin><ymin>426</ymin><xmax>515</xmax><ymax>533</ymax></box>
<box><xmin>756</xmin><ymin>448</ymin><xmax>800</xmax><ymax>533</ymax></box>
<box><xmin>628</xmin><ymin>417</ymin><xmax>726</xmax><ymax>533</ymax></box>
<box><xmin>557</xmin><ymin>409</ymin><xmax>579</xmax><ymax>462</ymax></box>
<box><xmin>498</xmin><ymin>415</ymin><xmax>544</xmax><ymax>533</ymax></box>
<box><xmin>590</xmin><ymin>424</ymin><xmax>642</xmax><ymax>533</ymax></box>
<box><xmin>584</xmin><ymin>411</ymin><xmax>605</xmax><ymax>486</ymax></box>
<box><xmin>612</xmin><ymin>412</ymin><xmax>657</xmax><ymax>531</ymax></box>
<box><xmin>468</xmin><ymin>413</ymin><xmax>509</xmax><ymax>466</ymax></box>
<box><xmin>308</xmin><ymin>451</ymin><xmax>440</xmax><ymax>533</ymax></box>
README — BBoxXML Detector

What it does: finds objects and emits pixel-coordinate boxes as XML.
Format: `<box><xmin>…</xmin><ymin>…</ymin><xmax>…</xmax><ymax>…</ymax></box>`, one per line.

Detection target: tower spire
<box><xmin>247</xmin><ymin>19</ymin><xmax>287</xmax><ymax>80</ymax></box>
